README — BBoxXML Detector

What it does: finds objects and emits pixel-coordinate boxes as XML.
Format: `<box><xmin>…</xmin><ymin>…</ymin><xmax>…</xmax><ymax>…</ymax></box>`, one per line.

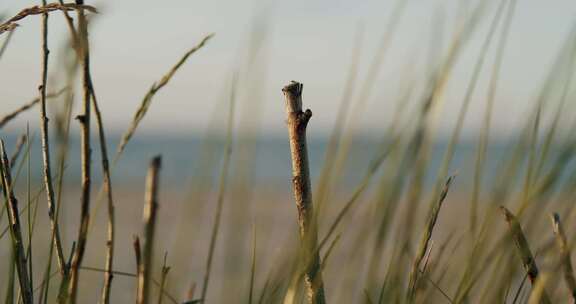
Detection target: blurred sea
<box><xmin>2</xmin><ymin>132</ymin><xmax>540</xmax><ymax>190</ymax></box>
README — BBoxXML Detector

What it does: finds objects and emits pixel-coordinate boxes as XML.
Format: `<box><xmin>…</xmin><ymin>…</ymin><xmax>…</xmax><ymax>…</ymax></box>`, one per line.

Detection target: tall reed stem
<box><xmin>39</xmin><ymin>0</ymin><xmax>67</xmax><ymax>276</ymax></box>
<box><xmin>67</xmin><ymin>1</ymin><xmax>92</xmax><ymax>302</ymax></box>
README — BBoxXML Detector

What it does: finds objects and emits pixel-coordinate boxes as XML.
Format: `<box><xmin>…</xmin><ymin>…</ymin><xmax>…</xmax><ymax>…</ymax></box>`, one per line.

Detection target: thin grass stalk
<box><xmin>516</xmin><ymin>106</ymin><xmax>542</xmax><ymax>217</ymax></box>
<box><xmin>50</xmin><ymin>30</ymin><xmax>78</xmax><ymax>304</ymax></box>
<box><xmin>134</xmin><ymin>236</ymin><xmax>142</xmax><ymax>303</ymax></box>
<box><xmin>66</xmin><ymin>2</ymin><xmax>92</xmax><ymax>302</ymax></box>
<box><xmin>39</xmin><ymin>0</ymin><xmax>67</xmax><ymax>277</ymax></box>
<box><xmin>511</xmin><ymin>273</ymin><xmax>529</xmax><ymax>304</ymax></box>
<box><xmin>137</xmin><ymin>156</ymin><xmax>162</xmax><ymax>304</ymax></box>
<box><xmin>314</xmin><ymin>24</ymin><xmax>363</xmax><ymax>218</ymax></box>
<box><xmin>0</xmin><ymin>29</ymin><xmax>14</xmax><ymax>59</ymax></box>
<box><xmin>436</xmin><ymin>0</ymin><xmax>508</xmax><ymax>198</ymax></box>
<box><xmin>406</xmin><ymin>176</ymin><xmax>455</xmax><ymax>302</ymax></box>
<box><xmin>551</xmin><ymin>213</ymin><xmax>576</xmax><ymax>301</ymax></box>
<box><xmin>470</xmin><ymin>0</ymin><xmax>517</xmax><ymax>233</ymax></box>
<box><xmin>248</xmin><ymin>224</ymin><xmax>257</xmax><ymax>304</ymax></box>
<box><xmin>25</xmin><ymin>125</ymin><xmax>33</xmax><ymax>300</ymax></box>
<box><xmin>400</xmin><ymin>1</ymin><xmax>488</xmax><ymax>255</ymax></box>
<box><xmin>0</xmin><ymin>141</ymin><xmax>33</xmax><ymax>304</ymax></box>
<box><xmin>75</xmin><ymin>266</ymin><xmax>178</xmax><ymax>304</ymax></box>
<box><xmin>90</xmin><ymin>75</ymin><xmax>116</xmax><ymax>304</ymax></box>
<box><xmin>9</xmin><ymin>134</ymin><xmax>27</xmax><ymax>168</ymax></box>
<box><xmin>49</xmin><ymin>4</ymin><xmax>115</xmax><ymax>301</ymax></box>
<box><xmin>282</xmin><ymin>81</ymin><xmax>326</xmax><ymax>304</ymax></box>
<box><xmin>200</xmin><ymin>77</ymin><xmax>236</xmax><ymax>302</ymax></box>
<box><xmin>5</xmin><ymin>243</ymin><xmax>16</xmax><ymax>304</ymax></box>
<box><xmin>533</xmin><ymin>42</ymin><xmax>576</xmax><ymax>179</ymax></box>
<box><xmin>0</xmin><ymin>88</ymin><xmax>67</xmax><ymax>129</ymax></box>
<box><xmin>114</xmin><ymin>33</ymin><xmax>214</xmax><ymax>162</ymax></box>
<box><xmin>0</xmin><ymin>170</ymin><xmax>63</xmax><ymax>241</ymax></box>
<box><xmin>527</xmin><ymin>274</ymin><xmax>550</xmax><ymax>304</ymax></box>
<box><xmin>56</xmin><ymin>0</ymin><xmax>78</xmax><ymax>46</ymax></box>
<box><xmin>323</xmin><ymin>0</ymin><xmax>407</xmax><ymax>214</ymax></box>
<box><xmin>452</xmin><ymin>1</ymin><xmax>518</xmax><ymax>300</ymax></box>
<box><xmin>157</xmin><ymin>254</ymin><xmax>170</xmax><ymax>304</ymax></box>
<box><xmin>500</xmin><ymin>207</ymin><xmax>551</xmax><ymax>304</ymax></box>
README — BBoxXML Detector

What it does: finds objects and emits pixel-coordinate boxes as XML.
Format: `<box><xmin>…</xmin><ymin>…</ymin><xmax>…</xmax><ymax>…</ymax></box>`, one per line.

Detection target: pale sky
<box><xmin>1</xmin><ymin>0</ymin><xmax>576</xmax><ymax>137</ymax></box>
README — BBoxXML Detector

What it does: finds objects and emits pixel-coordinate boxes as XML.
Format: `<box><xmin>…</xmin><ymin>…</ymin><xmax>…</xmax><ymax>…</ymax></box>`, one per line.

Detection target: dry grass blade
<box><xmin>114</xmin><ymin>33</ymin><xmax>214</xmax><ymax>162</ymax></box>
<box><xmin>282</xmin><ymin>81</ymin><xmax>326</xmax><ymax>304</ymax></box>
<box><xmin>0</xmin><ymin>29</ymin><xmax>14</xmax><ymax>60</ymax></box>
<box><xmin>500</xmin><ymin>206</ymin><xmax>551</xmax><ymax>304</ymax></box>
<box><xmin>0</xmin><ymin>3</ymin><xmax>97</xmax><ymax>36</ymax></box>
<box><xmin>407</xmin><ymin>175</ymin><xmax>455</xmax><ymax>301</ymax></box>
<box><xmin>137</xmin><ymin>156</ymin><xmax>162</xmax><ymax>304</ymax></box>
<box><xmin>0</xmin><ymin>140</ymin><xmax>33</xmax><ymax>304</ymax></box>
<box><xmin>9</xmin><ymin>134</ymin><xmax>27</xmax><ymax>168</ymax></box>
<box><xmin>0</xmin><ymin>88</ymin><xmax>67</xmax><ymax>129</ymax></box>
<box><xmin>551</xmin><ymin>213</ymin><xmax>576</xmax><ymax>301</ymax></box>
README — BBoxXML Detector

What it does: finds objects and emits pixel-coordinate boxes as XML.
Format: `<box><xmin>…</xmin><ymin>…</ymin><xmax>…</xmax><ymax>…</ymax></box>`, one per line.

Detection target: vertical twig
<box><xmin>67</xmin><ymin>1</ymin><xmax>92</xmax><ymax>302</ymax></box>
<box><xmin>96</xmin><ymin>90</ymin><xmax>116</xmax><ymax>304</ymax></box>
<box><xmin>282</xmin><ymin>81</ymin><xmax>326</xmax><ymax>304</ymax></box>
<box><xmin>0</xmin><ymin>140</ymin><xmax>33</xmax><ymax>304</ymax></box>
<box><xmin>137</xmin><ymin>156</ymin><xmax>162</xmax><ymax>304</ymax></box>
<box><xmin>39</xmin><ymin>0</ymin><xmax>68</xmax><ymax>277</ymax></box>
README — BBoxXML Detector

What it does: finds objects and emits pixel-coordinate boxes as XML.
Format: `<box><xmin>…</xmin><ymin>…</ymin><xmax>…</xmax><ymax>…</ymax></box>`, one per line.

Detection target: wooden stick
<box><xmin>282</xmin><ymin>81</ymin><xmax>326</xmax><ymax>304</ymax></box>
